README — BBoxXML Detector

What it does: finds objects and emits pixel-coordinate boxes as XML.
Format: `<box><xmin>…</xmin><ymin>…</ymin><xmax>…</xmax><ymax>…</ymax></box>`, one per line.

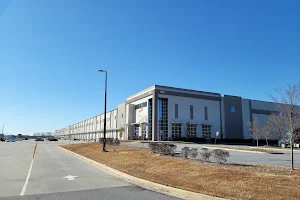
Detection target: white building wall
<box><xmin>127</xmin><ymin>96</ymin><xmax>152</xmax><ymax>137</ymax></box>
<box><xmin>131</xmin><ymin>96</ymin><xmax>152</xmax><ymax>124</ymax></box>
<box><xmin>112</xmin><ymin>110</ymin><xmax>117</xmax><ymax>129</ymax></box>
<box><xmin>96</xmin><ymin>115</ymin><xmax>100</xmax><ymax>131</ymax></box>
<box><xmin>106</xmin><ymin>112</ymin><xmax>111</xmax><ymax>130</ymax></box>
<box><xmin>158</xmin><ymin>94</ymin><xmax>221</xmax><ymax>139</ymax></box>
<box><xmin>126</xmin><ymin>104</ymin><xmax>135</xmax><ymax>138</ymax></box>
<box><xmin>242</xmin><ymin>99</ymin><xmax>251</xmax><ymax>139</ymax></box>
<box><xmin>93</xmin><ymin>116</ymin><xmax>97</xmax><ymax>132</ymax></box>
<box><xmin>117</xmin><ymin>103</ymin><xmax>126</xmax><ymax>139</ymax></box>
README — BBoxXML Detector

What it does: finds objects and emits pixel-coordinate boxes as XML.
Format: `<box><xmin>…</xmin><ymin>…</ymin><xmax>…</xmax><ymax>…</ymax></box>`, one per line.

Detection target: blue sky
<box><xmin>0</xmin><ymin>0</ymin><xmax>299</xmax><ymax>135</ymax></box>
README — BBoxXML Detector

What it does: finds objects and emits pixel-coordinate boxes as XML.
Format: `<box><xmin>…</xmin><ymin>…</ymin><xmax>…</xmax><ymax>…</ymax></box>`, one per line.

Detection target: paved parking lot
<box><xmin>0</xmin><ymin>140</ymin><xmax>179</xmax><ymax>200</ymax></box>
<box><xmin>122</xmin><ymin>141</ymin><xmax>300</xmax><ymax>168</ymax></box>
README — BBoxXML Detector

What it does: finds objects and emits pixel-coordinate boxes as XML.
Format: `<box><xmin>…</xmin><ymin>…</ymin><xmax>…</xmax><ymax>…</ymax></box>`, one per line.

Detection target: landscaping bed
<box><xmin>61</xmin><ymin>143</ymin><xmax>300</xmax><ymax>200</ymax></box>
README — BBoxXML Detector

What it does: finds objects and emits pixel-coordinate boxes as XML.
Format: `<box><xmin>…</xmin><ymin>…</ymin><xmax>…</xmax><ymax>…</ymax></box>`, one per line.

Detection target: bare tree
<box><xmin>33</xmin><ymin>133</ymin><xmax>41</xmax><ymax>136</ymax></box>
<box><xmin>264</xmin><ymin>113</ymin><xmax>288</xmax><ymax>143</ymax></box>
<box><xmin>261</xmin><ymin>126</ymin><xmax>271</xmax><ymax>146</ymax></box>
<box><xmin>248</xmin><ymin>118</ymin><xmax>263</xmax><ymax>146</ymax></box>
<box><xmin>267</xmin><ymin>83</ymin><xmax>300</xmax><ymax>169</ymax></box>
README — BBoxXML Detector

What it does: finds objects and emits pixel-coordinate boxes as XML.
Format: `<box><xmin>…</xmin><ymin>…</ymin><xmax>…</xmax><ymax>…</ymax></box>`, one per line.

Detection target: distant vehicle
<box><xmin>6</xmin><ymin>138</ymin><xmax>16</xmax><ymax>142</ymax></box>
<box><xmin>278</xmin><ymin>129</ymin><xmax>300</xmax><ymax>148</ymax></box>
<box><xmin>35</xmin><ymin>138</ymin><xmax>44</xmax><ymax>141</ymax></box>
<box><xmin>24</xmin><ymin>137</ymin><xmax>29</xmax><ymax>140</ymax></box>
<box><xmin>0</xmin><ymin>138</ymin><xmax>5</xmax><ymax>142</ymax></box>
<box><xmin>73</xmin><ymin>138</ymin><xmax>79</xmax><ymax>141</ymax></box>
<box><xmin>49</xmin><ymin>138</ymin><xmax>58</xmax><ymax>141</ymax></box>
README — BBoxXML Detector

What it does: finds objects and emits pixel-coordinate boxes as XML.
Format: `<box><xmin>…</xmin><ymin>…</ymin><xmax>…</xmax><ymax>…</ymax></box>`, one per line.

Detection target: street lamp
<box><xmin>98</xmin><ymin>70</ymin><xmax>108</xmax><ymax>152</ymax></box>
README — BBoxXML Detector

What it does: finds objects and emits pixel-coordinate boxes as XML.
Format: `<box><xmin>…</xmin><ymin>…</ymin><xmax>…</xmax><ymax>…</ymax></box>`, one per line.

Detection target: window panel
<box><xmin>187</xmin><ymin>124</ymin><xmax>197</xmax><ymax>138</ymax></box>
<box><xmin>190</xmin><ymin>105</ymin><xmax>193</xmax><ymax>119</ymax></box>
<box><xmin>231</xmin><ymin>106</ymin><xmax>235</xmax><ymax>113</ymax></box>
<box><xmin>172</xmin><ymin>123</ymin><xmax>181</xmax><ymax>138</ymax></box>
<box><xmin>202</xmin><ymin>125</ymin><xmax>212</xmax><ymax>139</ymax></box>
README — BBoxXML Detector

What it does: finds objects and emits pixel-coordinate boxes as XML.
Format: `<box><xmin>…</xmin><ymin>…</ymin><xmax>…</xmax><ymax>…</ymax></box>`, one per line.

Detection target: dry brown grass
<box><xmin>61</xmin><ymin>143</ymin><xmax>300</xmax><ymax>200</ymax></box>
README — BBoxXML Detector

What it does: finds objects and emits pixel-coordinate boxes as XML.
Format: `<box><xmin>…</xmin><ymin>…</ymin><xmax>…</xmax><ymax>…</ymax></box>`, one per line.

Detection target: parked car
<box><xmin>6</xmin><ymin>138</ymin><xmax>16</xmax><ymax>142</ymax></box>
<box><xmin>49</xmin><ymin>138</ymin><xmax>58</xmax><ymax>141</ymax></box>
<box><xmin>35</xmin><ymin>138</ymin><xmax>44</xmax><ymax>141</ymax></box>
<box><xmin>73</xmin><ymin>138</ymin><xmax>79</xmax><ymax>141</ymax></box>
<box><xmin>0</xmin><ymin>138</ymin><xmax>5</xmax><ymax>142</ymax></box>
<box><xmin>278</xmin><ymin>129</ymin><xmax>300</xmax><ymax>148</ymax></box>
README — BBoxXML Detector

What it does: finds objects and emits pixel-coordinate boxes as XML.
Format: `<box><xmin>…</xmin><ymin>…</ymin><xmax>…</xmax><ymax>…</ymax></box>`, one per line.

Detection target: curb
<box><xmin>203</xmin><ymin>146</ymin><xmax>265</xmax><ymax>154</ymax></box>
<box><xmin>250</xmin><ymin>146</ymin><xmax>299</xmax><ymax>152</ymax></box>
<box><xmin>59</xmin><ymin>147</ymin><xmax>227</xmax><ymax>200</ymax></box>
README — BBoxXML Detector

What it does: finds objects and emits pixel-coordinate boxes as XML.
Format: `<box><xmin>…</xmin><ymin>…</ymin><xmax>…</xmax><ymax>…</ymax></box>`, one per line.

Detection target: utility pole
<box><xmin>98</xmin><ymin>70</ymin><xmax>108</xmax><ymax>152</ymax></box>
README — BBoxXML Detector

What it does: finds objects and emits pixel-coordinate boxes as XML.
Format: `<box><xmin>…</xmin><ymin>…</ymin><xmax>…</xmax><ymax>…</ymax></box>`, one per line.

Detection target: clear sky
<box><xmin>0</xmin><ymin>0</ymin><xmax>299</xmax><ymax>135</ymax></box>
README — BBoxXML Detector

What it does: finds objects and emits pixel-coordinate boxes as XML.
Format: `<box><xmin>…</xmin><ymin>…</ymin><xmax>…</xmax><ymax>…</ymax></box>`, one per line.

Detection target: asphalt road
<box><xmin>123</xmin><ymin>142</ymin><xmax>300</xmax><ymax>168</ymax></box>
<box><xmin>0</xmin><ymin>140</ymin><xmax>180</xmax><ymax>200</ymax></box>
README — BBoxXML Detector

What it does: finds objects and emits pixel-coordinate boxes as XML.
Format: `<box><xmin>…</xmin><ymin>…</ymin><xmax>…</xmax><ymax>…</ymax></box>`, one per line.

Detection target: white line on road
<box><xmin>20</xmin><ymin>158</ymin><xmax>35</xmax><ymax>196</ymax></box>
<box><xmin>20</xmin><ymin>143</ymin><xmax>37</xmax><ymax>196</ymax></box>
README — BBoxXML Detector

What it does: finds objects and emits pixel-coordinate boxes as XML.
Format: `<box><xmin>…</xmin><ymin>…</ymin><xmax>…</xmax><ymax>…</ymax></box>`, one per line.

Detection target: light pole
<box><xmin>98</xmin><ymin>70</ymin><xmax>108</xmax><ymax>152</ymax></box>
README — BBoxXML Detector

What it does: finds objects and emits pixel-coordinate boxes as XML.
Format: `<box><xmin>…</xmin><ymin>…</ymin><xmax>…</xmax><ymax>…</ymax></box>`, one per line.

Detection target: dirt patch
<box><xmin>61</xmin><ymin>143</ymin><xmax>300</xmax><ymax>200</ymax></box>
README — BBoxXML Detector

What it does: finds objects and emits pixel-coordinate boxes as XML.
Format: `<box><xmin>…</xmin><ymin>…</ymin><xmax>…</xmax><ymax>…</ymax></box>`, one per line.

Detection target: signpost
<box><xmin>215</xmin><ymin>131</ymin><xmax>219</xmax><ymax>144</ymax></box>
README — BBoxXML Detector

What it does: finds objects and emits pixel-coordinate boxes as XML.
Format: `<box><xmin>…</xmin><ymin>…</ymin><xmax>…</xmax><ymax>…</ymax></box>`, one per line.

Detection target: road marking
<box><xmin>62</xmin><ymin>175</ymin><xmax>78</xmax><ymax>180</ymax></box>
<box><xmin>33</xmin><ymin>143</ymin><xmax>37</xmax><ymax>159</ymax></box>
<box><xmin>20</xmin><ymin>159</ymin><xmax>34</xmax><ymax>196</ymax></box>
<box><xmin>20</xmin><ymin>143</ymin><xmax>37</xmax><ymax>196</ymax></box>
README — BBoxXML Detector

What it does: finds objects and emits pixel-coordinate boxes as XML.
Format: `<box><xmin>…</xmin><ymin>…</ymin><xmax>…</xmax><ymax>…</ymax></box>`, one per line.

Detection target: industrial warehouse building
<box><xmin>55</xmin><ymin>85</ymin><xmax>279</xmax><ymax>142</ymax></box>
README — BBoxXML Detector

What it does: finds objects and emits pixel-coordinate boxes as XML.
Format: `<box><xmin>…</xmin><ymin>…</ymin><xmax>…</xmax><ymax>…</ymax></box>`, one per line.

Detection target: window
<box><xmin>148</xmin><ymin>99</ymin><xmax>153</xmax><ymax>140</ymax></box>
<box><xmin>158</xmin><ymin>98</ymin><xmax>168</xmax><ymax>141</ymax></box>
<box><xmin>202</xmin><ymin>125</ymin><xmax>212</xmax><ymax>139</ymax></box>
<box><xmin>205</xmin><ymin>106</ymin><xmax>208</xmax><ymax>120</ymax></box>
<box><xmin>172</xmin><ymin>123</ymin><xmax>181</xmax><ymax>138</ymax></box>
<box><xmin>231</xmin><ymin>106</ymin><xmax>235</xmax><ymax>113</ymax></box>
<box><xmin>187</xmin><ymin>124</ymin><xmax>197</xmax><ymax>138</ymax></box>
<box><xmin>121</xmin><ymin>114</ymin><xmax>124</xmax><ymax>118</ymax></box>
<box><xmin>114</xmin><ymin>116</ymin><xmax>116</xmax><ymax>120</ymax></box>
<box><xmin>190</xmin><ymin>105</ymin><xmax>193</xmax><ymax>119</ymax></box>
<box><xmin>134</xmin><ymin>125</ymin><xmax>139</xmax><ymax>136</ymax></box>
<box><xmin>175</xmin><ymin>104</ymin><xmax>178</xmax><ymax>118</ymax></box>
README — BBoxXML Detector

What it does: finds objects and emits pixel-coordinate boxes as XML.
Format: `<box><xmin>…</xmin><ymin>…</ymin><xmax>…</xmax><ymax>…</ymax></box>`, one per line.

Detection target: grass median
<box><xmin>61</xmin><ymin>143</ymin><xmax>300</xmax><ymax>200</ymax></box>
